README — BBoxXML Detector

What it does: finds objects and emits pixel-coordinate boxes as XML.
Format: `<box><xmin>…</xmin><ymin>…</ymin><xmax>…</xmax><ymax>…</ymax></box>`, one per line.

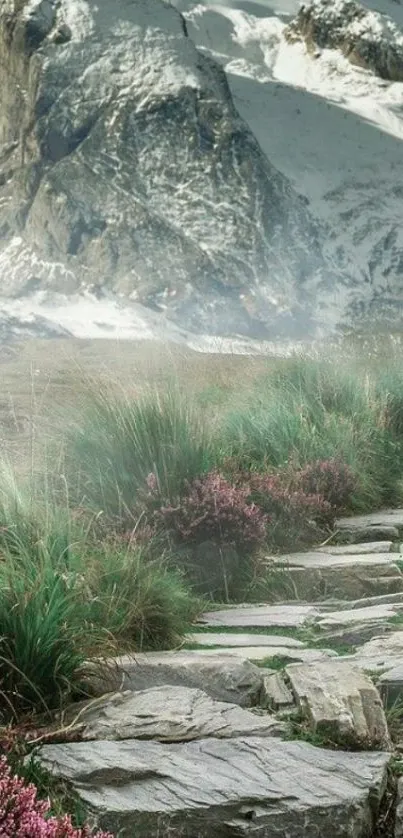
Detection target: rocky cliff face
<box><xmin>0</xmin><ymin>0</ymin><xmax>353</xmax><ymax>338</ymax></box>
<box><xmin>285</xmin><ymin>0</ymin><xmax>403</xmax><ymax>81</ymax></box>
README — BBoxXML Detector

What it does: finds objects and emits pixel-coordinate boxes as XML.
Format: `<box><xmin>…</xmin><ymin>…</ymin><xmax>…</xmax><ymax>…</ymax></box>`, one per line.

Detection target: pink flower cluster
<box><xmin>156</xmin><ymin>470</ymin><xmax>268</xmax><ymax>553</ymax></box>
<box><xmin>0</xmin><ymin>757</ymin><xmax>113</xmax><ymax>838</ymax></box>
<box><xmin>296</xmin><ymin>458</ymin><xmax>357</xmax><ymax>511</ymax></box>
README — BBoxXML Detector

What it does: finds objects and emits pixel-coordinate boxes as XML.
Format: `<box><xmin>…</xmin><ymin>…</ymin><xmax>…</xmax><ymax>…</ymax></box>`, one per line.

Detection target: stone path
<box><xmin>38</xmin><ymin>509</ymin><xmax>403</xmax><ymax>837</ymax></box>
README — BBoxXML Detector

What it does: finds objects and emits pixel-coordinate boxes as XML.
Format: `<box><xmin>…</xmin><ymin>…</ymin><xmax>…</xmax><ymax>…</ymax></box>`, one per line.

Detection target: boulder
<box><xmin>37</xmin><ymin>736</ymin><xmax>390</xmax><ymax>837</ymax></box>
<box><xmin>82</xmin><ymin>651</ymin><xmax>264</xmax><ymax>707</ymax></box>
<box><xmin>0</xmin><ymin>0</ymin><xmax>346</xmax><ymax>337</ymax></box>
<box><xmin>286</xmin><ymin>0</ymin><xmax>403</xmax><ymax>82</ymax></box>
<box><xmin>286</xmin><ymin>660</ymin><xmax>391</xmax><ymax>749</ymax></box>
<box><xmin>58</xmin><ymin>686</ymin><xmax>284</xmax><ymax>742</ymax></box>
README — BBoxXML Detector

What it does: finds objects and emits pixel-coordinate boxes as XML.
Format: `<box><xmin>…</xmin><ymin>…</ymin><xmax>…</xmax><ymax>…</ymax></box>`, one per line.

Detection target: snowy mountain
<box><xmin>0</xmin><ymin>0</ymin><xmax>402</xmax><ymax>344</ymax></box>
<box><xmin>174</xmin><ymin>0</ymin><xmax>403</xmax><ymax>327</ymax></box>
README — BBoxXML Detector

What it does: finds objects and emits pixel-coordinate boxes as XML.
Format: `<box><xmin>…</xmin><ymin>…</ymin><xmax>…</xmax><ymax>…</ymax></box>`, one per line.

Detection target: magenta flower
<box><xmin>0</xmin><ymin>757</ymin><xmax>113</xmax><ymax>838</ymax></box>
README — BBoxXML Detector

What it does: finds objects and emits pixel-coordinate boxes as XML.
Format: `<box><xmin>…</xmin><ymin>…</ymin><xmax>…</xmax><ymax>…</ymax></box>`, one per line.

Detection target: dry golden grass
<box><xmin>1</xmin><ymin>330</ymin><xmax>403</xmax><ymax>472</ymax></box>
<box><xmin>0</xmin><ymin>338</ymin><xmax>282</xmax><ymax>470</ymax></box>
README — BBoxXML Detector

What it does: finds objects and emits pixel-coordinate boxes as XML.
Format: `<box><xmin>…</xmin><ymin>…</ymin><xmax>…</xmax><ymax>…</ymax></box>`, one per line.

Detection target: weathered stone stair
<box><xmin>37</xmin><ymin>509</ymin><xmax>403</xmax><ymax>837</ymax></box>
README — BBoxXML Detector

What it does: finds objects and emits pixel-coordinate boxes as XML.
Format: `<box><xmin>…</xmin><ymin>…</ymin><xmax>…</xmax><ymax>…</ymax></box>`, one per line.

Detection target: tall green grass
<box><xmin>0</xmin><ymin>463</ymin><xmax>201</xmax><ymax>720</ymax></box>
<box><xmin>0</xmin><ymin>548</ymin><xmax>86</xmax><ymax>719</ymax></box>
<box><xmin>66</xmin><ymin>540</ymin><xmax>202</xmax><ymax>651</ymax></box>
<box><xmin>216</xmin><ymin>357</ymin><xmax>403</xmax><ymax>510</ymax></box>
<box><xmin>62</xmin><ymin>385</ymin><xmax>212</xmax><ymax>522</ymax></box>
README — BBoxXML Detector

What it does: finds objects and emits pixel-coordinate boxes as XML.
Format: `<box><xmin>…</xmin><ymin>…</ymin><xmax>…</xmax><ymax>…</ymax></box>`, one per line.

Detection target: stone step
<box><xmin>268</xmin><ymin>552</ymin><xmax>399</xmax><ymax>568</ymax></box>
<box><xmin>199</xmin><ymin>604</ymin><xmax>320</xmax><ymax>629</ymax></box>
<box><xmin>335</xmin><ymin>508</ymin><xmax>403</xmax><ymax>543</ymax></box>
<box><xmin>37</xmin><ymin>738</ymin><xmax>390</xmax><ymax>838</ymax></box>
<box><xmin>182</xmin><ymin>646</ymin><xmax>336</xmax><ymax>664</ymax></box>
<box><xmin>317</xmin><ymin>542</ymin><xmax>393</xmax><ymax>554</ymax></box>
<box><xmin>83</xmin><ymin>650</ymin><xmax>265</xmax><ymax>707</ymax></box>
<box><xmin>265</xmin><ymin>550</ymin><xmax>403</xmax><ymax>602</ymax></box>
<box><xmin>317</xmin><ymin>602</ymin><xmax>403</xmax><ymax>629</ymax></box>
<box><xmin>186</xmin><ymin>632</ymin><xmax>305</xmax><ymax>648</ymax></box>
<box><xmin>323</xmin><ymin>592</ymin><xmax>403</xmax><ymax>610</ymax></box>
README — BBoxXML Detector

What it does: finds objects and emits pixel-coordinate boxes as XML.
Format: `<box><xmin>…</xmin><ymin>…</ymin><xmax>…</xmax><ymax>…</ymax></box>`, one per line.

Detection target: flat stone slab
<box><xmin>353</xmin><ymin>631</ymin><xmax>403</xmax><ymax>661</ymax></box>
<box><xmin>264</xmin><ymin>552</ymin><xmax>403</xmax><ymax>602</ymax></box>
<box><xmin>200</xmin><ymin>605</ymin><xmax>320</xmax><ymax>629</ymax></box>
<box><xmin>286</xmin><ymin>660</ymin><xmax>390</xmax><ymax>749</ymax></box>
<box><xmin>184</xmin><ymin>646</ymin><xmax>336</xmax><ymax>664</ymax></box>
<box><xmin>60</xmin><ymin>686</ymin><xmax>283</xmax><ymax>742</ymax></box>
<box><xmin>318</xmin><ymin>603</ymin><xmax>403</xmax><ymax>628</ymax></box>
<box><xmin>83</xmin><ymin>651</ymin><xmax>264</xmax><ymax>707</ymax></box>
<box><xmin>267</xmin><ymin>552</ymin><xmax>398</xmax><ymax>568</ymax></box>
<box><xmin>337</xmin><ymin>510</ymin><xmax>403</xmax><ymax>532</ymax></box>
<box><xmin>345</xmin><ymin>631</ymin><xmax>403</xmax><ymax>677</ymax></box>
<box><xmin>38</xmin><ymin>737</ymin><xmax>390</xmax><ymax>838</ymax></box>
<box><xmin>318</xmin><ymin>623</ymin><xmax>393</xmax><ymax>651</ymax></box>
<box><xmin>337</xmin><ymin>592</ymin><xmax>403</xmax><ymax>610</ymax></box>
<box><xmin>318</xmin><ymin>542</ymin><xmax>393</xmax><ymax>555</ymax></box>
<box><xmin>335</xmin><ymin>510</ymin><xmax>403</xmax><ymax>543</ymax></box>
<box><xmin>185</xmin><ymin>632</ymin><xmax>305</xmax><ymax>648</ymax></box>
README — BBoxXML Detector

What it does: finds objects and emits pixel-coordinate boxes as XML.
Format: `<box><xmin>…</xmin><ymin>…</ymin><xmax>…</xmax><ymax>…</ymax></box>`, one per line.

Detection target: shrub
<box><xmin>155</xmin><ymin>471</ymin><xmax>268</xmax><ymax>554</ymax></box>
<box><xmin>0</xmin><ymin>756</ymin><xmax>112</xmax><ymax>837</ymax></box>
<box><xmin>247</xmin><ymin>473</ymin><xmax>334</xmax><ymax>550</ymax></box>
<box><xmin>294</xmin><ymin>458</ymin><xmax>357</xmax><ymax>511</ymax></box>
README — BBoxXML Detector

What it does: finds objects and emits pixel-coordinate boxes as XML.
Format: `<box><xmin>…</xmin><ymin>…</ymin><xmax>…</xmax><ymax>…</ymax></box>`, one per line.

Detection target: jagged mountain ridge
<box><xmin>0</xmin><ymin>0</ymin><xmax>357</xmax><ymax>339</ymax></box>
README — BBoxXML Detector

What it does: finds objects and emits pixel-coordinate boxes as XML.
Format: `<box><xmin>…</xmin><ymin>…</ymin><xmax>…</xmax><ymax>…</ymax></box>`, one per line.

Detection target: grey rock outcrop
<box><xmin>286</xmin><ymin>660</ymin><xmax>391</xmax><ymax>749</ymax></box>
<box><xmin>38</xmin><ymin>736</ymin><xmax>390</xmax><ymax>838</ymax></box>
<box><xmin>0</xmin><ymin>0</ymin><xmax>348</xmax><ymax>338</ymax></box>
<box><xmin>286</xmin><ymin>0</ymin><xmax>403</xmax><ymax>81</ymax></box>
